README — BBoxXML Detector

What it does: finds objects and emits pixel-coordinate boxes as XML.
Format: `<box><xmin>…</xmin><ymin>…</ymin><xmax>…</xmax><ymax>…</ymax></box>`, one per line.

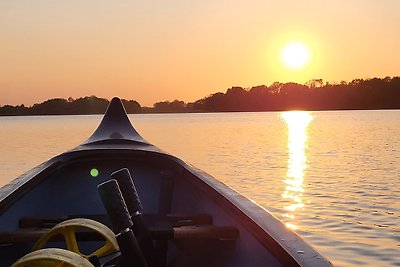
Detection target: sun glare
<box><xmin>281</xmin><ymin>42</ymin><xmax>310</xmax><ymax>69</ymax></box>
<box><xmin>280</xmin><ymin>111</ymin><xmax>314</xmax><ymax>230</ymax></box>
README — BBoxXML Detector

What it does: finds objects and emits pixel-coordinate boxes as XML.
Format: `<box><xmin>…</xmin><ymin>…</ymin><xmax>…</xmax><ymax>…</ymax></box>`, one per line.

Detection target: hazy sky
<box><xmin>1</xmin><ymin>0</ymin><xmax>399</xmax><ymax>106</ymax></box>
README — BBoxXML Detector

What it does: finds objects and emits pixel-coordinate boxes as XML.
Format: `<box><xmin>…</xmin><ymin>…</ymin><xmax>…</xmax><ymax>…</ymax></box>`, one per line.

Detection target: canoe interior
<box><xmin>0</xmin><ymin>149</ymin><xmax>282</xmax><ymax>266</ymax></box>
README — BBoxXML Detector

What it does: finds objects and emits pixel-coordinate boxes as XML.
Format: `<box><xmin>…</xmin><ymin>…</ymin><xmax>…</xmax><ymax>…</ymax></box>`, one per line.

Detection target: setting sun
<box><xmin>281</xmin><ymin>42</ymin><xmax>310</xmax><ymax>69</ymax></box>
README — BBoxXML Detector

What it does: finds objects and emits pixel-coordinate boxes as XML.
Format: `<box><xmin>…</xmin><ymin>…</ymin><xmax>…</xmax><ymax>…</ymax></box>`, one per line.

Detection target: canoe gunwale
<box><xmin>0</xmin><ymin>161</ymin><xmax>61</xmax><ymax>217</ymax></box>
<box><xmin>182</xmin><ymin>165</ymin><xmax>333</xmax><ymax>267</ymax></box>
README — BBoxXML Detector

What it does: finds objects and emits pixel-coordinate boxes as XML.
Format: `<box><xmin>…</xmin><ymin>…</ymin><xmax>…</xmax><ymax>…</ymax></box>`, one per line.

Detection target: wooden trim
<box><xmin>0</xmin><ymin>225</ymin><xmax>238</xmax><ymax>244</ymax></box>
<box><xmin>173</xmin><ymin>226</ymin><xmax>238</xmax><ymax>240</ymax></box>
<box><xmin>19</xmin><ymin>213</ymin><xmax>213</xmax><ymax>229</ymax></box>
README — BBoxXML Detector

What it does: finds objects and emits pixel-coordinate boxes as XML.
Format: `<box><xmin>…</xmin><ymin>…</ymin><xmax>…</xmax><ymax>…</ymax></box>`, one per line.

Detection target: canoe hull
<box><xmin>0</xmin><ymin>98</ymin><xmax>333</xmax><ymax>267</ymax></box>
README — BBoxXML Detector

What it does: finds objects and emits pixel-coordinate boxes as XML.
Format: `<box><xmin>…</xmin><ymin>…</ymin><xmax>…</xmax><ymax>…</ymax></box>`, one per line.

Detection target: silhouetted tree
<box><xmin>0</xmin><ymin>96</ymin><xmax>141</xmax><ymax>115</ymax></box>
<box><xmin>122</xmin><ymin>99</ymin><xmax>141</xmax><ymax>113</ymax></box>
<box><xmin>153</xmin><ymin>100</ymin><xmax>187</xmax><ymax>112</ymax></box>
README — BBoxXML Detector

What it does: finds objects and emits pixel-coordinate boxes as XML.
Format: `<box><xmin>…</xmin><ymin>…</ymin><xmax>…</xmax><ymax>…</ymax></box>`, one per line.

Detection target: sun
<box><xmin>281</xmin><ymin>42</ymin><xmax>310</xmax><ymax>69</ymax></box>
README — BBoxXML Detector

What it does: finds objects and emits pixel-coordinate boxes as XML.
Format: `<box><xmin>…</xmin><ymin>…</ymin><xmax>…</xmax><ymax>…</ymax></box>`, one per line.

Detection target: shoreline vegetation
<box><xmin>1</xmin><ymin>77</ymin><xmax>399</xmax><ymax>115</ymax></box>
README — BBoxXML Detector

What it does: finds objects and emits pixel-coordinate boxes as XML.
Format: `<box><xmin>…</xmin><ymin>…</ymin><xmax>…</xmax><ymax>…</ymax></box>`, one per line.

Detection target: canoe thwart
<box><xmin>3</xmin><ymin>213</ymin><xmax>234</xmax><ymax>244</ymax></box>
<box><xmin>19</xmin><ymin>213</ymin><xmax>213</xmax><ymax>229</ymax></box>
<box><xmin>0</xmin><ymin>230</ymin><xmax>48</xmax><ymax>244</ymax></box>
<box><xmin>0</xmin><ymin>225</ymin><xmax>238</xmax><ymax>244</ymax></box>
<box><xmin>151</xmin><ymin>225</ymin><xmax>239</xmax><ymax>240</ymax></box>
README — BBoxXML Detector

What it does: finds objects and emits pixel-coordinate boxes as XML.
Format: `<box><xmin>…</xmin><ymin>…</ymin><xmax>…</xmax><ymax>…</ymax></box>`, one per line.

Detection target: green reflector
<box><xmin>90</xmin><ymin>168</ymin><xmax>99</xmax><ymax>177</ymax></box>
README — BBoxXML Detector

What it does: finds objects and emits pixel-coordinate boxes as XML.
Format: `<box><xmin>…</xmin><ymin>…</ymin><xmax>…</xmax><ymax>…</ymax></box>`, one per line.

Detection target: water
<box><xmin>1</xmin><ymin>111</ymin><xmax>399</xmax><ymax>266</ymax></box>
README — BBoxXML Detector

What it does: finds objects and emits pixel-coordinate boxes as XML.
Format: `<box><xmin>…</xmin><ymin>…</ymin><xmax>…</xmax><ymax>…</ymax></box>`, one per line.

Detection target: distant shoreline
<box><xmin>1</xmin><ymin>107</ymin><xmax>400</xmax><ymax>117</ymax></box>
<box><xmin>1</xmin><ymin>77</ymin><xmax>399</xmax><ymax>116</ymax></box>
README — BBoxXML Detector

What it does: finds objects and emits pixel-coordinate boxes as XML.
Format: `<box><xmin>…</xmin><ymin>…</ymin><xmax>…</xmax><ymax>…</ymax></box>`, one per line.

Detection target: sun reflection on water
<box><xmin>280</xmin><ymin>111</ymin><xmax>313</xmax><ymax>230</ymax></box>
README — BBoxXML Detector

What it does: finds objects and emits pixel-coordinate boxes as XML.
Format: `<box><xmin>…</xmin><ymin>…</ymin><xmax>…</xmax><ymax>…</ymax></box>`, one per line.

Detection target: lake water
<box><xmin>1</xmin><ymin>111</ymin><xmax>399</xmax><ymax>266</ymax></box>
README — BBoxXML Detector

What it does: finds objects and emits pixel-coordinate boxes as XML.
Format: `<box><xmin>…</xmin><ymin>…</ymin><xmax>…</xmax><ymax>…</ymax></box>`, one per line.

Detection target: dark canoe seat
<box><xmin>0</xmin><ymin>213</ymin><xmax>239</xmax><ymax>244</ymax></box>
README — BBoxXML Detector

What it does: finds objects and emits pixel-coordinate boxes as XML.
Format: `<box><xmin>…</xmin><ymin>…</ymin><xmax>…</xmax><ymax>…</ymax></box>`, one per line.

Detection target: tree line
<box><xmin>0</xmin><ymin>96</ymin><xmax>141</xmax><ymax>116</ymax></box>
<box><xmin>1</xmin><ymin>76</ymin><xmax>399</xmax><ymax>115</ymax></box>
<box><xmin>191</xmin><ymin>76</ymin><xmax>400</xmax><ymax>112</ymax></box>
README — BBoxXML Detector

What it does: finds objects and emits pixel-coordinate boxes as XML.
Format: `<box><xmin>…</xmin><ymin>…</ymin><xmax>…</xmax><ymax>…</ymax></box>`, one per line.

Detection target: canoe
<box><xmin>0</xmin><ymin>97</ymin><xmax>333</xmax><ymax>267</ymax></box>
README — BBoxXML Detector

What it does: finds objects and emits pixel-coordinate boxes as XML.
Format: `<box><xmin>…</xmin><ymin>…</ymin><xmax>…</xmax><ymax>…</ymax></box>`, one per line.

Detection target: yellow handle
<box><xmin>11</xmin><ymin>248</ymin><xmax>94</xmax><ymax>267</ymax></box>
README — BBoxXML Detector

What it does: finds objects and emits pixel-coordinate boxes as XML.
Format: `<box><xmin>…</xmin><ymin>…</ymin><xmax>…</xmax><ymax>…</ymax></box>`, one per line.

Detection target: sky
<box><xmin>1</xmin><ymin>0</ymin><xmax>399</xmax><ymax>107</ymax></box>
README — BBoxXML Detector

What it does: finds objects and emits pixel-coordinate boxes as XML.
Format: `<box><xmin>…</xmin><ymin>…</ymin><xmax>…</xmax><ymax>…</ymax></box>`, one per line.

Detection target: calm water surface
<box><xmin>1</xmin><ymin>111</ymin><xmax>399</xmax><ymax>266</ymax></box>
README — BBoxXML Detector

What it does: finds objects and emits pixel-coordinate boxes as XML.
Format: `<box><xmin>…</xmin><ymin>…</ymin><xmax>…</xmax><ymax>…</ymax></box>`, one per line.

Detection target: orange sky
<box><xmin>1</xmin><ymin>1</ymin><xmax>399</xmax><ymax>107</ymax></box>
